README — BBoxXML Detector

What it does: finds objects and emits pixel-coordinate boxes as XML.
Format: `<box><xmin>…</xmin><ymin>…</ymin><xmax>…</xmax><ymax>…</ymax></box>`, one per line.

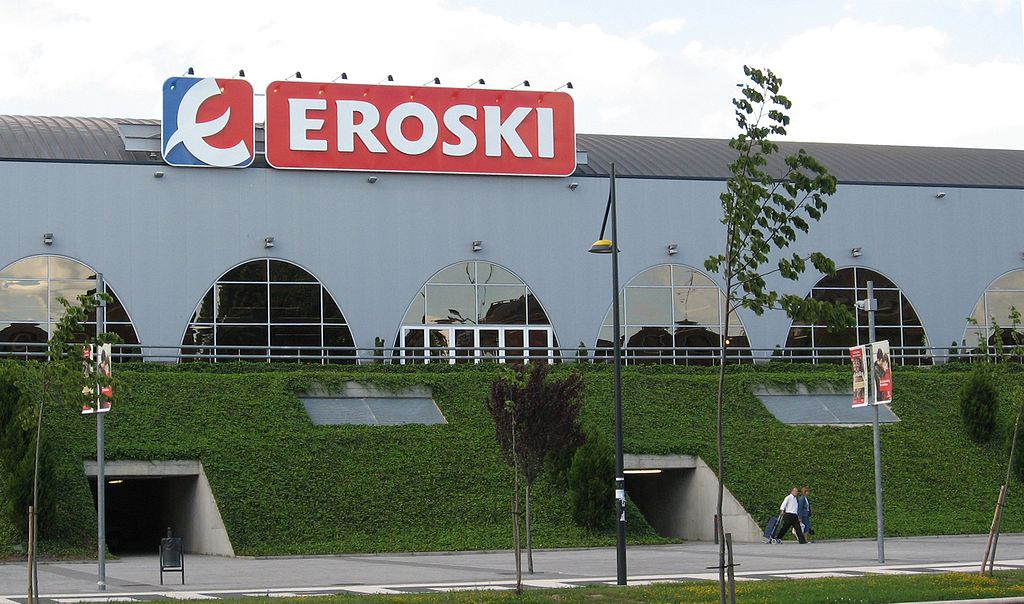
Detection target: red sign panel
<box><xmin>264</xmin><ymin>82</ymin><xmax>576</xmax><ymax>176</ymax></box>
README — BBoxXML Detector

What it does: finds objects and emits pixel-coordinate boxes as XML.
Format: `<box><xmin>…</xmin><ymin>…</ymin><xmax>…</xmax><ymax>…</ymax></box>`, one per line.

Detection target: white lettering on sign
<box><xmin>484</xmin><ymin>106</ymin><xmax>532</xmax><ymax>158</ymax></box>
<box><xmin>288</xmin><ymin>98</ymin><xmax>327</xmax><ymax>152</ymax></box>
<box><xmin>337</xmin><ymin>100</ymin><xmax>386</xmax><ymax>153</ymax></box>
<box><xmin>442</xmin><ymin>104</ymin><xmax>477</xmax><ymax>157</ymax></box>
<box><xmin>386</xmin><ymin>102</ymin><xmax>439</xmax><ymax>156</ymax></box>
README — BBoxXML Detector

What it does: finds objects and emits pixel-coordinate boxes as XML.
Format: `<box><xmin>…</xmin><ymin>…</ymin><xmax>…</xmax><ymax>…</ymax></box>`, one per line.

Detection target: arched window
<box><xmin>0</xmin><ymin>256</ymin><xmax>139</xmax><ymax>359</ymax></box>
<box><xmin>397</xmin><ymin>261</ymin><xmax>558</xmax><ymax>363</ymax></box>
<box><xmin>964</xmin><ymin>270</ymin><xmax>1024</xmax><ymax>359</ymax></box>
<box><xmin>785</xmin><ymin>267</ymin><xmax>928</xmax><ymax>364</ymax></box>
<box><xmin>596</xmin><ymin>264</ymin><xmax>749</xmax><ymax>365</ymax></box>
<box><xmin>181</xmin><ymin>259</ymin><xmax>354</xmax><ymax>363</ymax></box>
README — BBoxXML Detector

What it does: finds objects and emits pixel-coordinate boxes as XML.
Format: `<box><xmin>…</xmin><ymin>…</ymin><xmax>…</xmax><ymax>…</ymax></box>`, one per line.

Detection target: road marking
<box><xmin>156</xmin><ymin>593</ymin><xmax>218</xmax><ymax>600</ymax></box>
<box><xmin>340</xmin><ymin>587</ymin><xmax>404</xmax><ymax>595</ymax></box>
<box><xmin>430</xmin><ymin>585</ymin><xmax>514</xmax><ymax>592</ymax></box>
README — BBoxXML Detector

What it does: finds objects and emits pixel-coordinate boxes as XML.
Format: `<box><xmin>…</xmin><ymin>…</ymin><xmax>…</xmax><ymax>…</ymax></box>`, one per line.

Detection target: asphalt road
<box><xmin>1</xmin><ymin>534</ymin><xmax>1022</xmax><ymax>601</ymax></box>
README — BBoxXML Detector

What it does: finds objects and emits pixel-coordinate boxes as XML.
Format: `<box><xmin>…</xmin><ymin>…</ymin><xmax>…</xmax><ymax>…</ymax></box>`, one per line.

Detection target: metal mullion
<box><xmin>498</xmin><ymin>329</ymin><xmax>506</xmax><ymax>364</ymax></box>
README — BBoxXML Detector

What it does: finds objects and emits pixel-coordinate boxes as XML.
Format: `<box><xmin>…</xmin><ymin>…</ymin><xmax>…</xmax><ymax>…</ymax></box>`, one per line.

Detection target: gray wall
<box><xmin>2</xmin><ymin>160</ymin><xmax>1021</xmax><ymax>359</ymax></box>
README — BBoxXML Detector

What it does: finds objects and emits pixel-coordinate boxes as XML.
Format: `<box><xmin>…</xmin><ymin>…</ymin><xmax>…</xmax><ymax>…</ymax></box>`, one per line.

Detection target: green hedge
<box><xmin>1</xmin><ymin>361</ymin><xmax>1021</xmax><ymax>556</ymax></box>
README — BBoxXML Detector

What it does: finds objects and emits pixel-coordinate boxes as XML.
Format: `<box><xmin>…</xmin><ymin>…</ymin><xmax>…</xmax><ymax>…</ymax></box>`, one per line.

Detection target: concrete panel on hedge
<box><xmin>300</xmin><ymin>382</ymin><xmax>446</xmax><ymax>426</ymax></box>
<box><xmin>752</xmin><ymin>384</ymin><xmax>899</xmax><ymax>426</ymax></box>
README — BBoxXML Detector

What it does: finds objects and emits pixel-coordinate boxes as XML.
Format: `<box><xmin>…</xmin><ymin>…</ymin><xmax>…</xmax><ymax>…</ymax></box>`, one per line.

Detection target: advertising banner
<box><xmin>850</xmin><ymin>345</ymin><xmax>868</xmax><ymax>407</ymax></box>
<box><xmin>872</xmin><ymin>339</ymin><xmax>893</xmax><ymax>405</ymax></box>
<box><xmin>264</xmin><ymin>81</ymin><xmax>576</xmax><ymax>176</ymax></box>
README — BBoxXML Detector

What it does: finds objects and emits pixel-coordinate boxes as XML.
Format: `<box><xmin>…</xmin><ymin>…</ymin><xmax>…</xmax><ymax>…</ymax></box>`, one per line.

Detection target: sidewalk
<box><xmin>1</xmin><ymin>534</ymin><xmax>1022</xmax><ymax>600</ymax></box>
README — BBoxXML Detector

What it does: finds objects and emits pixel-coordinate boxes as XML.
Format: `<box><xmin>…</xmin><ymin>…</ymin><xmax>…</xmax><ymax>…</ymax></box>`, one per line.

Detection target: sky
<box><xmin>1</xmin><ymin>0</ymin><xmax>1022</xmax><ymax>149</ymax></box>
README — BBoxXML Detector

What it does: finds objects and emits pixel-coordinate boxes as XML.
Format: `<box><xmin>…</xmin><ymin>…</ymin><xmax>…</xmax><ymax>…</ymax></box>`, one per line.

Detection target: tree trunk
<box><xmin>716</xmin><ymin>267</ymin><xmax>734</xmax><ymax>604</ymax></box>
<box><xmin>526</xmin><ymin>481</ymin><xmax>534</xmax><ymax>574</ymax></box>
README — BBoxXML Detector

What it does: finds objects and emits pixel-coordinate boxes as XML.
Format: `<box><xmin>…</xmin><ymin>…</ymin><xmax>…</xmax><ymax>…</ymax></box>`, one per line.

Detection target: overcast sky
<box><xmin>1</xmin><ymin>0</ymin><xmax>1021</xmax><ymax>149</ymax></box>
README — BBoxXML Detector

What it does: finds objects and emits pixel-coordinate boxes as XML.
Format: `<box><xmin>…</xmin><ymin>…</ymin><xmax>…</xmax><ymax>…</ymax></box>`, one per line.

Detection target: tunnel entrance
<box><xmin>623</xmin><ymin>454</ymin><xmax>762</xmax><ymax>542</ymax></box>
<box><xmin>88</xmin><ymin>476</ymin><xmax>195</xmax><ymax>554</ymax></box>
<box><xmin>84</xmin><ymin>460</ymin><xmax>235</xmax><ymax>556</ymax></box>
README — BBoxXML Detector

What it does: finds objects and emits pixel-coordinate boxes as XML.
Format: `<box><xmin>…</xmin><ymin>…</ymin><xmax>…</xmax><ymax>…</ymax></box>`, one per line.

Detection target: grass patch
<box><xmin>149</xmin><ymin>570</ymin><xmax>1024</xmax><ymax>603</ymax></box>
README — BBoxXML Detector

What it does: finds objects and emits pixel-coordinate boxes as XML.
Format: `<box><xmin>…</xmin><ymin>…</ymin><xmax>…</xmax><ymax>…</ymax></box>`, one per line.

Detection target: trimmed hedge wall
<box><xmin>1</xmin><ymin>361</ymin><xmax>1021</xmax><ymax>556</ymax></box>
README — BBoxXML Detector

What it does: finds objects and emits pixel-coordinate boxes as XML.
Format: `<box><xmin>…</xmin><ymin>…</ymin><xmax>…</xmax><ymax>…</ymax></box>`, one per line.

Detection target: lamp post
<box><xmin>588</xmin><ymin>163</ymin><xmax>626</xmax><ymax>586</ymax></box>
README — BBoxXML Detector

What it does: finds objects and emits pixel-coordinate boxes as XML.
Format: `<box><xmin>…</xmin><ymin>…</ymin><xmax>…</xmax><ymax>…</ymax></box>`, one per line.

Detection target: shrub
<box><xmin>960</xmin><ymin>368</ymin><xmax>998</xmax><ymax>443</ymax></box>
<box><xmin>568</xmin><ymin>432</ymin><xmax>614</xmax><ymax>530</ymax></box>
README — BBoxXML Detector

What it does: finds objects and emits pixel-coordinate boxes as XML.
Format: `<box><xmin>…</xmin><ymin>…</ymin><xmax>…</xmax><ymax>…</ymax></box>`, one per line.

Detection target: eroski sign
<box><xmin>160</xmin><ymin>76</ymin><xmax>575</xmax><ymax>177</ymax></box>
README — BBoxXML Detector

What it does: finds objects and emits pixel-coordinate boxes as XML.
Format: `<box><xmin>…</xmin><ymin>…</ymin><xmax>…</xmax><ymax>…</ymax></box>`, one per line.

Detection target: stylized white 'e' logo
<box><xmin>164</xmin><ymin>78</ymin><xmax>251</xmax><ymax>167</ymax></box>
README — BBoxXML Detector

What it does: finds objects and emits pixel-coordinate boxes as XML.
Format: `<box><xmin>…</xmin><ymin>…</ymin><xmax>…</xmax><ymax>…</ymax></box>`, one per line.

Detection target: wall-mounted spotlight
<box><xmin>935</xmin><ymin>191</ymin><xmax>946</xmax><ymax>199</ymax></box>
<box><xmin>153</xmin><ymin>171</ymin><xmax>165</xmax><ymax>178</ymax></box>
<box><xmin>554</xmin><ymin>81</ymin><xmax>573</xmax><ymax>91</ymax></box>
<box><xmin>235</xmin><ymin>69</ymin><xmax>246</xmax><ymax>78</ymax></box>
<box><xmin>467</xmin><ymin>78</ymin><xmax>485</xmax><ymax>87</ymax></box>
<box><xmin>422</xmin><ymin>77</ymin><xmax>441</xmax><ymax>86</ymax></box>
<box><xmin>378</xmin><ymin>75</ymin><xmax>394</xmax><ymax>84</ymax></box>
<box><xmin>667</xmin><ymin>243</ymin><xmax>678</xmax><ymax>256</ymax></box>
<box><xmin>183</xmin><ymin>67</ymin><xmax>194</xmax><ymax>76</ymax></box>
<box><xmin>851</xmin><ymin>247</ymin><xmax>862</xmax><ymax>258</ymax></box>
<box><xmin>472</xmin><ymin>240</ymin><xmax>483</xmax><ymax>252</ymax></box>
<box><xmin>511</xmin><ymin>80</ymin><xmax>530</xmax><ymax>89</ymax></box>
<box><xmin>568</xmin><ymin>182</ymin><xmax>579</xmax><ymax>191</ymax></box>
<box><xmin>331</xmin><ymin>72</ymin><xmax>348</xmax><ymax>82</ymax></box>
<box><xmin>264</xmin><ymin>236</ymin><xmax>275</xmax><ymax>249</ymax></box>
<box><xmin>42</xmin><ymin>233</ymin><xmax>53</xmax><ymax>246</ymax></box>
<box><xmin>367</xmin><ymin>176</ymin><xmax>378</xmax><ymax>184</ymax></box>
<box><xmin>284</xmin><ymin>71</ymin><xmax>302</xmax><ymax>80</ymax></box>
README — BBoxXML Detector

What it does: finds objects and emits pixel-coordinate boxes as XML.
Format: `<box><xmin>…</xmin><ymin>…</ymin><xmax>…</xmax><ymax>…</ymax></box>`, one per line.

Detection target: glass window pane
<box><xmin>431</xmin><ymin>262</ymin><xmax>475</xmax><ymax>284</ymax></box>
<box><xmin>626</xmin><ymin>326</ymin><xmax>672</xmax><ymax>348</ymax></box>
<box><xmin>0</xmin><ymin>257</ymin><xmax>48</xmax><ymax>279</ymax></box>
<box><xmin>192</xmin><ymin>289</ymin><xmax>215</xmax><ymax>324</ymax></box>
<box><xmin>270</xmin><ymin>284</ymin><xmax>321</xmax><ymax>323</ymax></box>
<box><xmin>504</xmin><ymin>329</ymin><xmax>524</xmax><ymax>362</ymax></box>
<box><xmin>673</xmin><ymin>287</ymin><xmax>720</xmax><ymax>326</ymax></box>
<box><xmin>216</xmin><ymin>325</ymin><xmax>268</xmax><ymax>360</ymax></box>
<box><xmin>814</xmin><ymin>268</ymin><xmax>854</xmax><ymax>289</ymax></box>
<box><xmin>216</xmin><ymin>284</ymin><xmax>268</xmax><ymax>323</ymax></box>
<box><xmin>672</xmin><ymin>266</ymin><xmax>714</xmax><ymax>287</ymax></box>
<box><xmin>874</xmin><ymin>328</ymin><xmax>903</xmax><ymax>348</ymax></box>
<box><xmin>269</xmin><ymin>260</ymin><xmax>316</xmax><ymax>282</ymax></box>
<box><xmin>674</xmin><ymin>324</ymin><xmax>720</xmax><ymax>348</ymax></box>
<box><xmin>402</xmin><ymin>328</ymin><xmax>424</xmax><ymax>360</ymax></box>
<box><xmin>991</xmin><ymin>271</ymin><xmax>1024</xmax><ymax>290</ymax></box>
<box><xmin>479</xmin><ymin>285</ymin><xmax>527</xmax><ymax>324</ymax></box>
<box><xmin>985</xmin><ymin>292</ymin><xmax>1024</xmax><ymax>326</ymax></box>
<box><xmin>526</xmin><ymin>294</ymin><xmax>550</xmax><ymax>325</ymax></box>
<box><xmin>624</xmin><ymin>286</ymin><xmax>672</xmax><ymax>326</ymax></box>
<box><xmin>107</xmin><ymin>323</ymin><xmax>140</xmax><ymax>346</ymax></box>
<box><xmin>901</xmin><ymin>294</ymin><xmax>922</xmax><ymax>327</ymax></box>
<box><xmin>50</xmin><ymin>280</ymin><xmax>96</xmax><ymax>320</ymax></box>
<box><xmin>630</xmin><ymin>266</ymin><xmax>671</xmax><ymax>286</ymax></box>
<box><xmin>785</xmin><ymin>326</ymin><xmax>813</xmax><ymax>348</ymax></box>
<box><xmin>477</xmin><ymin>263</ymin><xmax>521</xmax><ymax>285</ymax></box>
<box><xmin>103</xmin><ymin>288</ymin><xmax>131</xmax><ymax>323</ymax></box>
<box><xmin>221</xmin><ymin>261</ymin><xmax>267</xmax><ymax>282</ymax></box>
<box><xmin>813</xmin><ymin>326</ymin><xmax>856</xmax><ymax>351</ymax></box>
<box><xmin>323</xmin><ymin>289</ymin><xmax>347</xmax><ymax>324</ymax></box>
<box><xmin>425</xmin><ymin>285</ymin><xmax>476</xmax><ymax>324</ymax></box>
<box><xmin>874</xmin><ymin>289</ymin><xmax>901</xmax><ymax>325</ymax></box>
<box><xmin>855</xmin><ymin>269</ymin><xmax>896</xmax><ymax>289</ymax></box>
<box><xmin>48</xmin><ymin>257</ymin><xmax>96</xmax><ymax>280</ymax></box>
<box><xmin>183</xmin><ymin>324</ymin><xmax>214</xmax><ymax>348</ymax></box>
<box><xmin>0</xmin><ymin>322</ymin><xmax>48</xmax><ymax>347</ymax></box>
<box><xmin>601</xmin><ymin>299</ymin><xmax>625</xmax><ymax>328</ymax></box>
<box><xmin>402</xmin><ymin>292</ymin><xmax>425</xmax><ymax>325</ymax></box>
<box><xmin>528</xmin><ymin>329</ymin><xmax>549</xmax><ymax>360</ymax></box>
<box><xmin>0</xmin><ymin>281</ymin><xmax>48</xmax><ymax>322</ymax></box>
<box><xmin>480</xmin><ymin>329</ymin><xmax>499</xmax><ymax>359</ymax></box>
<box><xmin>455</xmin><ymin>329</ymin><xmax>475</xmax><ymax>363</ymax></box>
<box><xmin>271</xmin><ymin>325</ymin><xmax>322</xmax><ymax>360</ymax></box>
<box><xmin>969</xmin><ymin>298</ymin><xmax>987</xmax><ymax>326</ymax></box>
<box><xmin>429</xmin><ymin>328</ymin><xmax>451</xmax><ymax>360</ymax></box>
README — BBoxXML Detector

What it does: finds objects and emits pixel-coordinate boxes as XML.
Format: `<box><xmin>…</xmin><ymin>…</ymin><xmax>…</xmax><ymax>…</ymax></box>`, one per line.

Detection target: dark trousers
<box><xmin>778</xmin><ymin>512</ymin><xmax>806</xmax><ymax>543</ymax></box>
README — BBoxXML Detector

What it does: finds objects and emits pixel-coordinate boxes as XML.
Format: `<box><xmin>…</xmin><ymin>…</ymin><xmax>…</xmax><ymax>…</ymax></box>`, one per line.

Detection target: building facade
<box><xmin>2</xmin><ymin>116</ymin><xmax>1022</xmax><ymax>363</ymax></box>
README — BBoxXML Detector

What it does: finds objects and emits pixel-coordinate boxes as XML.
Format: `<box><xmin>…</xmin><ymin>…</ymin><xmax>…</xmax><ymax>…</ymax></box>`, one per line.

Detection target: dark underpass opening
<box><xmin>89</xmin><ymin>476</ymin><xmax>197</xmax><ymax>554</ymax></box>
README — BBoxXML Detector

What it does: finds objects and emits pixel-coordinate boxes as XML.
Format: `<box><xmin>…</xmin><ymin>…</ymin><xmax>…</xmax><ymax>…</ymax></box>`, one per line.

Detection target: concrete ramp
<box><xmin>624</xmin><ymin>454</ymin><xmax>762</xmax><ymax>543</ymax></box>
<box><xmin>84</xmin><ymin>460</ymin><xmax>234</xmax><ymax>557</ymax></box>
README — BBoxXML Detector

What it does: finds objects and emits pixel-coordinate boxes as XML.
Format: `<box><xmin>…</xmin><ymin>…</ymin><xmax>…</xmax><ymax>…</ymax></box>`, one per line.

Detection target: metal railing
<box><xmin>0</xmin><ymin>341</ymin><xmax>1009</xmax><ymax>366</ymax></box>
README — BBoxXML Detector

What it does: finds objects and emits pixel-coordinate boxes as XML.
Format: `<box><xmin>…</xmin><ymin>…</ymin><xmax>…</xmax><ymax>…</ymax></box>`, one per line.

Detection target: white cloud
<box><xmin>644</xmin><ymin>17</ymin><xmax>686</xmax><ymax>35</ymax></box>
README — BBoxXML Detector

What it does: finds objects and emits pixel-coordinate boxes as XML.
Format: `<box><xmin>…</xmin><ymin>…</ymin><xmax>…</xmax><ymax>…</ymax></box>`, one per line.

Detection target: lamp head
<box><xmin>589</xmin><ymin>239</ymin><xmax>614</xmax><ymax>254</ymax></box>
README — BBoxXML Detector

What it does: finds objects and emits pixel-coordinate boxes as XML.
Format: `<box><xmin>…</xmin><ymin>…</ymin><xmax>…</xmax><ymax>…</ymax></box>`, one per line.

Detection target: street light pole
<box><xmin>96</xmin><ymin>273</ymin><xmax>107</xmax><ymax>591</ymax></box>
<box><xmin>589</xmin><ymin>163</ymin><xmax>626</xmax><ymax>585</ymax></box>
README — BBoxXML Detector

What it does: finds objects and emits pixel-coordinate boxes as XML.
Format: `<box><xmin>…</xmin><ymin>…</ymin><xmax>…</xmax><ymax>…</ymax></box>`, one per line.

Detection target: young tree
<box><xmin>486</xmin><ymin>363</ymin><xmax>585</xmax><ymax>576</ymax></box>
<box><xmin>704</xmin><ymin>65</ymin><xmax>852</xmax><ymax>604</ymax></box>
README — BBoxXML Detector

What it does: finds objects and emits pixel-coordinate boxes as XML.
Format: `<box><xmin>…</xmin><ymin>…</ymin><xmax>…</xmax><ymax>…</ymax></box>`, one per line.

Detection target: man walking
<box><xmin>798</xmin><ymin>486</ymin><xmax>813</xmax><ymax>540</ymax></box>
<box><xmin>778</xmin><ymin>487</ymin><xmax>807</xmax><ymax>543</ymax></box>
